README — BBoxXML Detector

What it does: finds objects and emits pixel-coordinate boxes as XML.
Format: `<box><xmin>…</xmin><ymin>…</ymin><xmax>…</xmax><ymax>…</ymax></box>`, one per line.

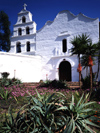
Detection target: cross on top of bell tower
<box><xmin>23</xmin><ymin>3</ymin><xmax>27</xmax><ymax>10</ymax></box>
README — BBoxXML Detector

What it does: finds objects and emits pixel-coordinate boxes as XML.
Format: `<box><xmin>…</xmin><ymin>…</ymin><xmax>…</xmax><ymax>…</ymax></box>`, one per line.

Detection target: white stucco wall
<box><xmin>0</xmin><ymin>52</ymin><xmax>41</xmax><ymax>82</ymax></box>
<box><xmin>10</xmin><ymin>8</ymin><xmax>37</xmax><ymax>54</ymax></box>
<box><xmin>13</xmin><ymin>22</ymin><xmax>36</xmax><ymax>37</ymax></box>
<box><xmin>17</xmin><ymin>11</ymin><xmax>33</xmax><ymax>24</ymax></box>
<box><xmin>6</xmin><ymin>9</ymin><xmax>100</xmax><ymax>82</ymax></box>
<box><xmin>10</xmin><ymin>34</ymin><xmax>36</xmax><ymax>53</ymax></box>
<box><xmin>36</xmin><ymin>10</ymin><xmax>99</xmax><ymax>81</ymax></box>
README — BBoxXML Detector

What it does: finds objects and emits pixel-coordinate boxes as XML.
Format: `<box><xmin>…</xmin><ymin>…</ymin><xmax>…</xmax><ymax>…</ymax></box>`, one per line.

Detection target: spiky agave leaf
<box><xmin>55</xmin><ymin>93</ymin><xmax>100</xmax><ymax>133</ymax></box>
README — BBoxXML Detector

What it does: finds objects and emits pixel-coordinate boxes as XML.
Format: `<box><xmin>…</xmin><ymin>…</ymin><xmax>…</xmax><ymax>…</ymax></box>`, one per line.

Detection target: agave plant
<box><xmin>56</xmin><ymin>93</ymin><xmax>100</xmax><ymax>133</ymax></box>
<box><xmin>22</xmin><ymin>90</ymin><xmax>66</xmax><ymax>132</ymax></box>
<box><xmin>1</xmin><ymin>90</ymin><xmax>65</xmax><ymax>132</ymax></box>
<box><xmin>0</xmin><ymin>104</ymin><xmax>32</xmax><ymax>132</ymax></box>
<box><xmin>1</xmin><ymin>90</ymin><xmax>100</xmax><ymax>133</ymax></box>
<box><xmin>0</xmin><ymin>106</ymin><xmax>20</xmax><ymax>133</ymax></box>
<box><xmin>0</xmin><ymin>87</ymin><xmax>12</xmax><ymax>101</ymax></box>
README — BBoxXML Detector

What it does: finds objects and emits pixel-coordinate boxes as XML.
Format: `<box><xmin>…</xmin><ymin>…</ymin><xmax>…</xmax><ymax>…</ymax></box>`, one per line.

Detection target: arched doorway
<box><xmin>59</xmin><ymin>60</ymin><xmax>71</xmax><ymax>81</ymax></box>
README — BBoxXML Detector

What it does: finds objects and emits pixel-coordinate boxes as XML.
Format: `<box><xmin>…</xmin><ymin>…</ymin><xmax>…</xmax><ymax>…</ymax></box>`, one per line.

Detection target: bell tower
<box><xmin>10</xmin><ymin>4</ymin><xmax>37</xmax><ymax>54</ymax></box>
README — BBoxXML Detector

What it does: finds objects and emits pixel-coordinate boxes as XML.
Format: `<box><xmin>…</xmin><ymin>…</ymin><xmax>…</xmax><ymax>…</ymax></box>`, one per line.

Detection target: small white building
<box><xmin>0</xmin><ymin>4</ymin><xmax>100</xmax><ymax>82</ymax></box>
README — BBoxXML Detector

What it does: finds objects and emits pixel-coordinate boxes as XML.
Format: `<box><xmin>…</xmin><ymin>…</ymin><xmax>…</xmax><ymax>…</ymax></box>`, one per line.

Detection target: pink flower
<box><xmin>20</xmin><ymin>93</ymin><xmax>25</xmax><ymax>96</ymax></box>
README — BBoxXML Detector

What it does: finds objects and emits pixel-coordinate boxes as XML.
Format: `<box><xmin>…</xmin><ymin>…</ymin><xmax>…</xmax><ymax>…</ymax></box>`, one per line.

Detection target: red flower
<box><xmin>88</xmin><ymin>56</ymin><xmax>93</xmax><ymax>66</ymax></box>
<box><xmin>94</xmin><ymin>115</ymin><xmax>97</xmax><ymax>117</ymax></box>
<box><xmin>77</xmin><ymin>63</ymin><xmax>82</xmax><ymax>72</ymax></box>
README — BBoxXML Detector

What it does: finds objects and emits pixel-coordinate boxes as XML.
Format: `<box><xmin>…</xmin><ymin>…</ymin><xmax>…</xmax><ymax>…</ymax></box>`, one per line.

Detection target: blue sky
<box><xmin>0</xmin><ymin>0</ymin><xmax>100</xmax><ymax>32</ymax></box>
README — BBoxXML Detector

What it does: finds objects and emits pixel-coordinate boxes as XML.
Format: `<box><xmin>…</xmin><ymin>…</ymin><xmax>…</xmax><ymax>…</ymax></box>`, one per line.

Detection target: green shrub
<box><xmin>90</xmin><ymin>87</ymin><xmax>100</xmax><ymax>101</ymax></box>
<box><xmin>39</xmin><ymin>79</ymin><xmax>68</xmax><ymax>89</ymax></box>
<box><xmin>56</xmin><ymin>93</ymin><xmax>100</xmax><ymax>133</ymax></box>
<box><xmin>0</xmin><ymin>78</ymin><xmax>22</xmax><ymax>87</ymax></box>
<box><xmin>11</xmin><ymin>78</ymin><xmax>22</xmax><ymax>85</ymax></box>
<box><xmin>82</xmin><ymin>75</ymin><xmax>90</xmax><ymax>88</ymax></box>
<box><xmin>0</xmin><ymin>90</ymin><xmax>65</xmax><ymax>132</ymax></box>
<box><xmin>0</xmin><ymin>106</ymin><xmax>23</xmax><ymax>132</ymax></box>
<box><xmin>39</xmin><ymin>79</ymin><xmax>52</xmax><ymax>87</ymax></box>
<box><xmin>0</xmin><ymin>78</ymin><xmax>12</xmax><ymax>87</ymax></box>
<box><xmin>82</xmin><ymin>73</ymin><xmax>95</xmax><ymax>89</ymax></box>
<box><xmin>0</xmin><ymin>87</ymin><xmax>12</xmax><ymax>101</ymax></box>
<box><xmin>1</xmin><ymin>72</ymin><xmax>9</xmax><ymax>79</ymax></box>
<box><xmin>0</xmin><ymin>91</ymin><xmax>100</xmax><ymax>132</ymax></box>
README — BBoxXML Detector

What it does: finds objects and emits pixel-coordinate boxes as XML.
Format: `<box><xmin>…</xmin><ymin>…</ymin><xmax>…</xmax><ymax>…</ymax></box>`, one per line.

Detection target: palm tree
<box><xmin>81</xmin><ymin>40</ymin><xmax>98</xmax><ymax>96</ymax></box>
<box><xmin>81</xmin><ymin>41</ymin><xmax>97</xmax><ymax>76</ymax></box>
<box><xmin>81</xmin><ymin>55</ymin><xmax>89</xmax><ymax>76</ymax></box>
<box><xmin>70</xmin><ymin>33</ymin><xmax>91</xmax><ymax>64</ymax></box>
<box><xmin>95</xmin><ymin>41</ymin><xmax>100</xmax><ymax>81</ymax></box>
<box><xmin>70</xmin><ymin>33</ymin><xmax>91</xmax><ymax>87</ymax></box>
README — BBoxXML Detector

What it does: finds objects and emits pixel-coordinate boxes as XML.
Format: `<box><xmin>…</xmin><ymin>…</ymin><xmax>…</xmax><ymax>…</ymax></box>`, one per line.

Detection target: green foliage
<box><xmin>11</xmin><ymin>78</ymin><xmax>22</xmax><ymax>85</ymax></box>
<box><xmin>0</xmin><ymin>78</ymin><xmax>22</xmax><ymax>87</ymax></box>
<box><xmin>0</xmin><ymin>90</ymin><xmax>65</xmax><ymax>132</ymax></box>
<box><xmin>70</xmin><ymin>33</ymin><xmax>91</xmax><ymax>63</ymax></box>
<box><xmin>1</xmin><ymin>72</ymin><xmax>9</xmax><ymax>78</ymax></box>
<box><xmin>90</xmin><ymin>87</ymin><xmax>100</xmax><ymax>101</ymax></box>
<box><xmin>0</xmin><ymin>90</ymin><xmax>100</xmax><ymax>132</ymax></box>
<box><xmin>0</xmin><ymin>10</ymin><xmax>11</xmax><ymax>51</ymax></box>
<box><xmin>39</xmin><ymin>79</ymin><xmax>68</xmax><ymax>89</ymax></box>
<box><xmin>56</xmin><ymin>93</ymin><xmax>100</xmax><ymax>133</ymax></box>
<box><xmin>0</xmin><ymin>78</ymin><xmax>11</xmax><ymax>87</ymax></box>
<box><xmin>95</xmin><ymin>41</ymin><xmax>100</xmax><ymax>80</ymax></box>
<box><xmin>82</xmin><ymin>75</ymin><xmax>90</xmax><ymax>88</ymax></box>
<box><xmin>0</xmin><ymin>106</ymin><xmax>23</xmax><ymax>132</ymax></box>
<box><xmin>0</xmin><ymin>87</ymin><xmax>12</xmax><ymax>101</ymax></box>
<box><xmin>82</xmin><ymin>74</ymin><xmax>96</xmax><ymax>89</ymax></box>
<box><xmin>84</xmin><ymin>41</ymin><xmax>97</xmax><ymax>58</ymax></box>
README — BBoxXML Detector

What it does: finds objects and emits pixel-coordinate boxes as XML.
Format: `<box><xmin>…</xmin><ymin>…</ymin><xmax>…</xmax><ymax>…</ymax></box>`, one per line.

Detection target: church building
<box><xmin>0</xmin><ymin>4</ymin><xmax>99</xmax><ymax>82</ymax></box>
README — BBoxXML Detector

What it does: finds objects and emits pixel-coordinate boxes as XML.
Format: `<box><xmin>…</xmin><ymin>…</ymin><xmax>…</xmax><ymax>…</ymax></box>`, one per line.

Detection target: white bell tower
<box><xmin>10</xmin><ymin>4</ymin><xmax>37</xmax><ymax>55</ymax></box>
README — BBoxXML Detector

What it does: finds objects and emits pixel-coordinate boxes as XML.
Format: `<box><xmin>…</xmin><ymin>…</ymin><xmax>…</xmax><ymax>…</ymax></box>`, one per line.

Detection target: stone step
<box><xmin>66</xmin><ymin>82</ymin><xmax>82</xmax><ymax>89</ymax></box>
<box><xmin>23</xmin><ymin>82</ymin><xmax>39</xmax><ymax>87</ymax></box>
<box><xmin>66</xmin><ymin>82</ymin><xmax>82</xmax><ymax>86</ymax></box>
<box><xmin>22</xmin><ymin>81</ymin><xmax>82</xmax><ymax>89</ymax></box>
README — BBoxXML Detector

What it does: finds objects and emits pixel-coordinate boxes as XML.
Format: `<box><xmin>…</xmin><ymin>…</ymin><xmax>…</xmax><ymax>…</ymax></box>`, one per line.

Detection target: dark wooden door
<box><xmin>59</xmin><ymin>61</ymin><xmax>71</xmax><ymax>81</ymax></box>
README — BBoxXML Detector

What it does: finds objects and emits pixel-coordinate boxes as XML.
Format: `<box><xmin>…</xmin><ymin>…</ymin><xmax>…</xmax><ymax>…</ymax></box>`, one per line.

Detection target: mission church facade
<box><xmin>0</xmin><ymin>4</ymin><xmax>100</xmax><ymax>82</ymax></box>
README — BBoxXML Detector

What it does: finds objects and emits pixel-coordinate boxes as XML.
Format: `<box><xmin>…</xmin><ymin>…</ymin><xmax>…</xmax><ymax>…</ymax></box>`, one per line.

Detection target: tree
<box><xmin>70</xmin><ymin>33</ymin><xmax>91</xmax><ymax>87</ymax></box>
<box><xmin>95</xmin><ymin>41</ymin><xmax>100</xmax><ymax>81</ymax></box>
<box><xmin>84</xmin><ymin>41</ymin><xmax>97</xmax><ymax>92</ymax></box>
<box><xmin>70</xmin><ymin>33</ymin><xmax>91</xmax><ymax>64</ymax></box>
<box><xmin>0</xmin><ymin>11</ymin><xmax>11</xmax><ymax>52</ymax></box>
<box><xmin>81</xmin><ymin>41</ymin><xmax>97</xmax><ymax>76</ymax></box>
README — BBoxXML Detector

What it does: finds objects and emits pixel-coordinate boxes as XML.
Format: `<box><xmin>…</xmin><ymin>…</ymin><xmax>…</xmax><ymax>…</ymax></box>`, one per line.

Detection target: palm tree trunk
<box><xmin>79</xmin><ymin>55</ymin><xmax>81</xmax><ymax>88</ymax></box>
<box><xmin>96</xmin><ymin>52</ymin><xmax>100</xmax><ymax>81</ymax></box>
<box><xmin>86</xmin><ymin>66</ymin><xmax>88</xmax><ymax>76</ymax></box>
<box><xmin>89</xmin><ymin>66</ymin><xmax>93</xmax><ymax>98</ymax></box>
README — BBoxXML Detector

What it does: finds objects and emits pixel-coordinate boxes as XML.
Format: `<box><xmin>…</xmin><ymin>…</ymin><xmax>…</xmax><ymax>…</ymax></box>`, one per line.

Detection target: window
<box><xmin>26</xmin><ymin>42</ymin><xmax>30</xmax><ymax>52</ymax></box>
<box><xmin>22</xmin><ymin>16</ymin><xmax>26</xmax><ymax>23</ymax></box>
<box><xmin>26</xmin><ymin>27</ymin><xmax>30</xmax><ymax>34</ymax></box>
<box><xmin>62</xmin><ymin>39</ymin><xmax>67</xmax><ymax>53</ymax></box>
<box><xmin>18</xmin><ymin>28</ymin><xmax>22</xmax><ymax>36</ymax></box>
<box><xmin>16</xmin><ymin>42</ymin><xmax>21</xmax><ymax>53</ymax></box>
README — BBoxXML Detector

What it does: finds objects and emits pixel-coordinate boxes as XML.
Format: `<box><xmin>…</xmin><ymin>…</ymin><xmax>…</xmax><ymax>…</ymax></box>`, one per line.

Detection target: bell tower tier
<box><xmin>10</xmin><ymin>4</ymin><xmax>37</xmax><ymax>55</ymax></box>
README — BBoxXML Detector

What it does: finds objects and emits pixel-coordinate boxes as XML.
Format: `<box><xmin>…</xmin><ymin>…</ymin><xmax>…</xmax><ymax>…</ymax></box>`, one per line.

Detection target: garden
<box><xmin>0</xmin><ymin>33</ymin><xmax>100</xmax><ymax>132</ymax></box>
<box><xmin>0</xmin><ymin>74</ymin><xmax>100</xmax><ymax>132</ymax></box>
